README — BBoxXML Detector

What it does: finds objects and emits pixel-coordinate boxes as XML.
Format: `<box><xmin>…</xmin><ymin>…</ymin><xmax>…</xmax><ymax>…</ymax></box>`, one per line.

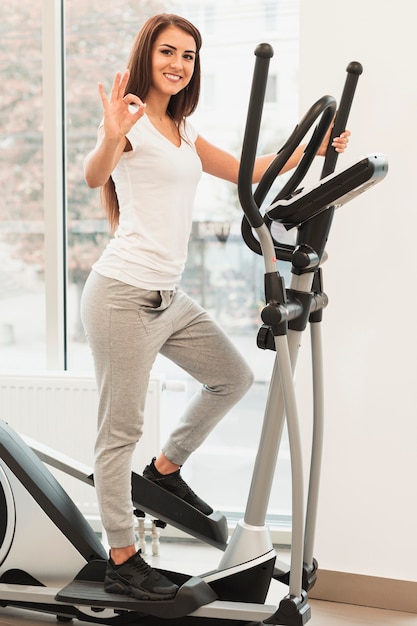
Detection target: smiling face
<box><xmin>149</xmin><ymin>25</ymin><xmax>197</xmax><ymax>100</ymax></box>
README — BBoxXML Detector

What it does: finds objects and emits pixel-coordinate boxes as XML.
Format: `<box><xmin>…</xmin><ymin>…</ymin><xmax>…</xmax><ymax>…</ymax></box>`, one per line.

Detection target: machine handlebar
<box><xmin>321</xmin><ymin>61</ymin><xmax>363</xmax><ymax>179</ymax></box>
<box><xmin>239</xmin><ymin>47</ymin><xmax>363</xmax><ymax>259</ymax></box>
<box><xmin>237</xmin><ymin>43</ymin><xmax>274</xmax><ymax>230</ymax></box>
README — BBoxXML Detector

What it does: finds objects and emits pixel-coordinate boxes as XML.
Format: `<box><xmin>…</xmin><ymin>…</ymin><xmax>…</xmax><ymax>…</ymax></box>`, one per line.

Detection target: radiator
<box><xmin>0</xmin><ymin>370</ymin><xmax>166</xmax><ymax>523</ymax></box>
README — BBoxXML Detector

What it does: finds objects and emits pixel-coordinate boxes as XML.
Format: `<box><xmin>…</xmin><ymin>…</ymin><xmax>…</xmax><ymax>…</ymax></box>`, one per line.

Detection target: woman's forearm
<box><xmin>84</xmin><ymin>133</ymin><xmax>126</xmax><ymax>188</ymax></box>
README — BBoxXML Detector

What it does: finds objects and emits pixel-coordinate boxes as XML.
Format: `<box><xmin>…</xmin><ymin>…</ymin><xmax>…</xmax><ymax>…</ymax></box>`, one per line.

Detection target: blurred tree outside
<box><xmin>0</xmin><ymin>1</ymin><xmax>168</xmax><ymax>337</ymax></box>
<box><xmin>0</xmin><ymin>1</ymin><xmax>44</xmax><ymax>304</ymax></box>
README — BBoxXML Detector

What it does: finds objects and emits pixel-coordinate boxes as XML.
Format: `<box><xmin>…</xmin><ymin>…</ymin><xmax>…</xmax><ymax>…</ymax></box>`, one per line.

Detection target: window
<box><xmin>265</xmin><ymin>74</ymin><xmax>278</xmax><ymax>103</ymax></box>
<box><xmin>0</xmin><ymin>2</ymin><xmax>45</xmax><ymax>368</ymax></box>
<box><xmin>203</xmin><ymin>3</ymin><xmax>216</xmax><ymax>35</ymax></box>
<box><xmin>1</xmin><ymin>0</ymin><xmax>299</xmax><ymax>523</ymax></box>
<box><xmin>201</xmin><ymin>73</ymin><xmax>216</xmax><ymax>108</ymax></box>
<box><xmin>264</xmin><ymin>1</ymin><xmax>278</xmax><ymax>32</ymax></box>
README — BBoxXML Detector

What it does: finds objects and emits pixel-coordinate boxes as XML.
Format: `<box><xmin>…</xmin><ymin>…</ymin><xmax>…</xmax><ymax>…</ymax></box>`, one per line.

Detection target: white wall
<box><xmin>297</xmin><ymin>0</ymin><xmax>417</xmax><ymax>581</ymax></box>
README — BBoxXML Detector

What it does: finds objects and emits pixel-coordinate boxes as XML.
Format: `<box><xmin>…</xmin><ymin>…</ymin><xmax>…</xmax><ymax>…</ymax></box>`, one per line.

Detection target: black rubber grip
<box><xmin>238</xmin><ymin>45</ymin><xmax>274</xmax><ymax>228</ymax></box>
<box><xmin>321</xmin><ymin>61</ymin><xmax>363</xmax><ymax>179</ymax></box>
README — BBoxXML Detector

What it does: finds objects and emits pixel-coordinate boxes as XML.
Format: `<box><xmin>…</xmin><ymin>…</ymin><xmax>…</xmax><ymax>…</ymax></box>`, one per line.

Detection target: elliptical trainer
<box><xmin>0</xmin><ymin>43</ymin><xmax>387</xmax><ymax>626</ymax></box>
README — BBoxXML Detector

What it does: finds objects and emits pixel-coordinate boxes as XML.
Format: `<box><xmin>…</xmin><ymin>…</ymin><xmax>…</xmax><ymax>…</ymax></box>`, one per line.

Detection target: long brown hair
<box><xmin>101</xmin><ymin>13</ymin><xmax>203</xmax><ymax>232</ymax></box>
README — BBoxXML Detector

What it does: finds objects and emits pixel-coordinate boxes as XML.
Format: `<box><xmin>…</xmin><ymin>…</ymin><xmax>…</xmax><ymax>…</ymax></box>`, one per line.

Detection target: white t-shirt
<box><xmin>93</xmin><ymin>115</ymin><xmax>202</xmax><ymax>290</ymax></box>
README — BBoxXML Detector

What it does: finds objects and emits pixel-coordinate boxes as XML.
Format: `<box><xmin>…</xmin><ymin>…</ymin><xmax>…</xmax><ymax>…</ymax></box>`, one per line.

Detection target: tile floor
<box><xmin>0</xmin><ymin>541</ymin><xmax>416</xmax><ymax>625</ymax></box>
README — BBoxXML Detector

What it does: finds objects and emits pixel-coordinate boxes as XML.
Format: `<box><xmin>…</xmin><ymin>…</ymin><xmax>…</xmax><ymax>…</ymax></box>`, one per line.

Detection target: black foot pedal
<box><xmin>55</xmin><ymin>560</ymin><xmax>217</xmax><ymax>620</ymax></box>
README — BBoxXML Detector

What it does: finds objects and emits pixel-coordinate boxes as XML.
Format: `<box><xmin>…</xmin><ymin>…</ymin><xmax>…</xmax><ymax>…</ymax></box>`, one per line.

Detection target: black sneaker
<box><xmin>104</xmin><ymin>550</ymin><xmax>178</xmax><ymax>600</ymax></box>
<box><xmin>143</xmin><ymin>458</ymin><xmax>214</xmax><ymax>515</ymax></box>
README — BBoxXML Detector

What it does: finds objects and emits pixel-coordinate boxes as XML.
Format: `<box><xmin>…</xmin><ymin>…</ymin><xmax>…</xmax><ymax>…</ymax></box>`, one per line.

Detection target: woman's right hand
<box><xmin>84</xmin><ymin>70</ymin><xmax>146</xmax><ymax>188</ymax></box>
<box><xmin>98</xmin><ymin>69</ymin><xmax>146</xmax><ymax>141</ymax></box>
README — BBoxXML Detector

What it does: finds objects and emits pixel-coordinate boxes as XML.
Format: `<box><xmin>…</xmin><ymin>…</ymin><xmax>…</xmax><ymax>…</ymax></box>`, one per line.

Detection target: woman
<box><xmin>81</xmin><ymin>13</ymin><xmax>350</xmax><ymax>601</ymax></box>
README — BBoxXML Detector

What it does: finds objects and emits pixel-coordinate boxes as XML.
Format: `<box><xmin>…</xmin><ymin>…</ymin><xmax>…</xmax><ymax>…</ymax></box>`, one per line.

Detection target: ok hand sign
<box><xmin>98</xmin><ymin>69</ymin><xmax>146</xmax><ymax>141</ymax></box>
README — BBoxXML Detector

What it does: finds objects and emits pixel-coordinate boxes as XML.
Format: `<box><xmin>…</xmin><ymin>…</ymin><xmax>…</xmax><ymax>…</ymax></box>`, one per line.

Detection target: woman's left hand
<box><xmin>317</xmin><ymin>127</ymin><xmax>351</xmax><ymax>156</ymax></box>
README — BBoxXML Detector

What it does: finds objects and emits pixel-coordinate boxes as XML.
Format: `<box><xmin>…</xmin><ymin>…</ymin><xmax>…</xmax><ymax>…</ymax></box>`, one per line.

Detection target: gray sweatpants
<box><xmin>80</xmin><ymin>271</ymin><xmax>254</xmax><ymax>548</ymax></box>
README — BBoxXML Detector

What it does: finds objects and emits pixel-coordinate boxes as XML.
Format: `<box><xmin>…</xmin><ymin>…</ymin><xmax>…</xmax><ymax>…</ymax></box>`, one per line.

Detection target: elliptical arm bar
<box><xmin>321</xmin><ymin>61</ymin><xmax>363</xmax><ymax>179</ymax></box>
<box><xmin>238</xmin><ymin>43</ymin><xmax>274</xmax><ymax>229</ymax></box>
<box><xmin>22</xmin><ymin>434</ymin><xmax>94</xmax><ymax>484</ymax></box>
<box><xmin>253</xmin><ymin>98</ymin><xmax>330</xmax><ymax>207</ymax></box>
<box><xmin>258</xmin><ymin>96</ymin><xmax>336</xmax><ymax>207</ymax></box>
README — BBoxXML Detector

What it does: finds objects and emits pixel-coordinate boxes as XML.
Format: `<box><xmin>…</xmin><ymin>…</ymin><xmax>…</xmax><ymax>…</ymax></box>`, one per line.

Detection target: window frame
<box><xmin>42</xmin><ymin>0</ymin><xmax>67</xmax><ymax>369</ymax></box>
